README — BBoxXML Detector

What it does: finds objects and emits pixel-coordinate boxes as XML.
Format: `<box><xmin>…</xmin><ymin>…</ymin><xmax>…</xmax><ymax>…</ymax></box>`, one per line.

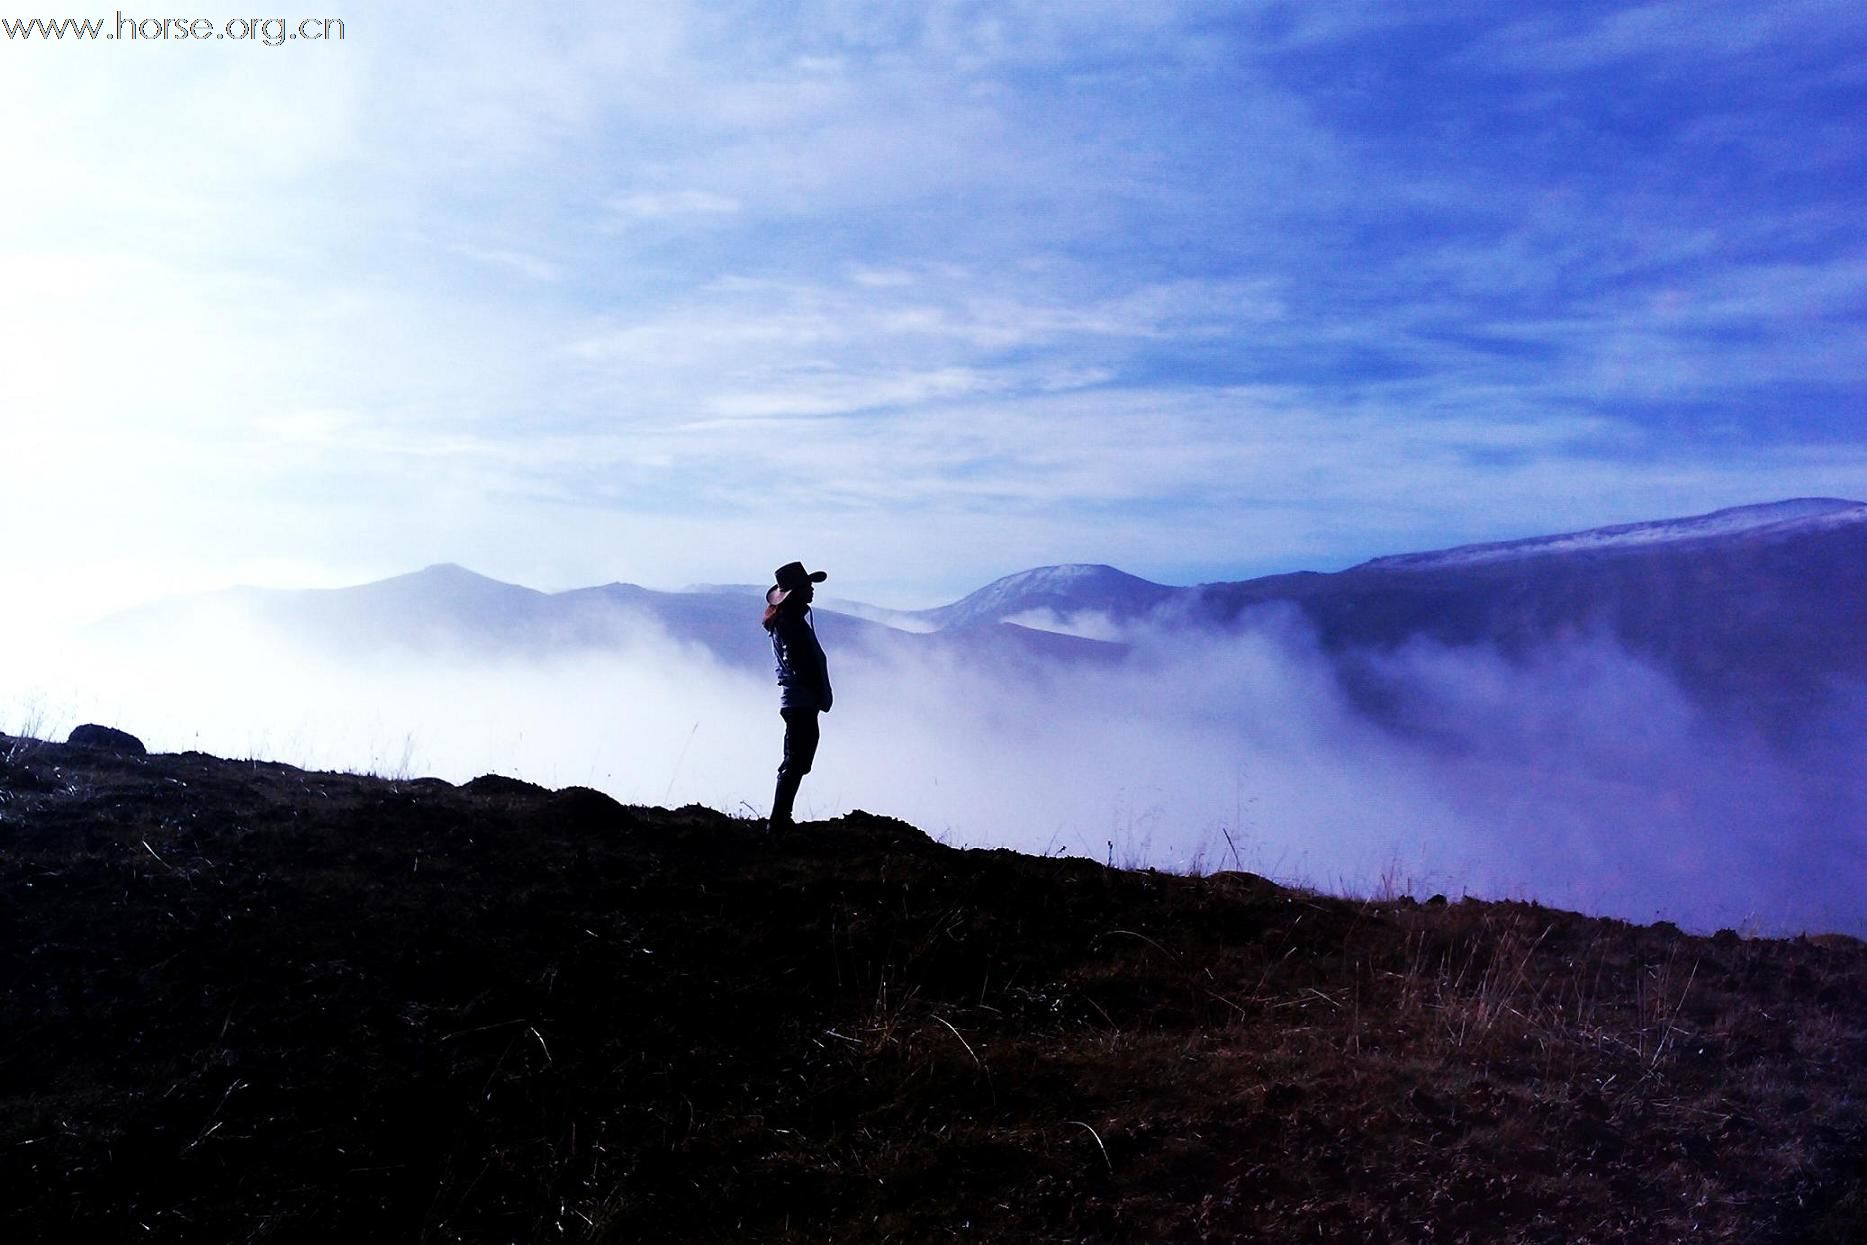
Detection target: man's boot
<box><xmin>769</xmin><ymin>772</ymin><xmax>801</xmax><ymax>833</ymax></box>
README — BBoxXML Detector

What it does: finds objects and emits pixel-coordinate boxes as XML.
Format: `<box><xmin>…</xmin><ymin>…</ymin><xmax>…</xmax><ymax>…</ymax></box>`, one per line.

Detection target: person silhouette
<box><xmin>762</xmin><ymin>561</ymin><xmax>832</xmax><ymax>831</ymax></box>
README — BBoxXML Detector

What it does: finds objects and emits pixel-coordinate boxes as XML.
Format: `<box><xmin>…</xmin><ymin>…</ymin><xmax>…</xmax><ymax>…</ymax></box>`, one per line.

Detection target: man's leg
<box><xmin>771</xmin><ymin>709</ymin><xmax>820</xmax><ymax>828</ymax></box>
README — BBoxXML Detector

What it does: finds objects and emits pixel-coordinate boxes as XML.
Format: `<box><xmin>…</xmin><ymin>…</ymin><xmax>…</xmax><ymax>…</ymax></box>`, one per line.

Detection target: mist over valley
<box><xmin>10</xmin><ymin>499</ymin><xmax>1862</xmax><ymax>937</ymax></box>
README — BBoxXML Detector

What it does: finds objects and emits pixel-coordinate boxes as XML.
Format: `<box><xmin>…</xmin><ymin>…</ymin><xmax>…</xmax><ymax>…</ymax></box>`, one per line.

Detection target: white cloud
<box><xmin>455</xmin><ymin>245</ymin><xmax>565</xmax><ymax>282</ymax></box>
<box><xmin>1478</xmin><ymin>0</ymin><xmax>1867</xmax><ymax>74</ymax></box>
<box><xmin>0</xmin><ymin>0</ymin><xmax>1862</xmax><ymax>624</ymax></box>
<box><xmin>605</xmin><ymin>190</ymin><xmax>744</xmax><ymax>221</ymax></box>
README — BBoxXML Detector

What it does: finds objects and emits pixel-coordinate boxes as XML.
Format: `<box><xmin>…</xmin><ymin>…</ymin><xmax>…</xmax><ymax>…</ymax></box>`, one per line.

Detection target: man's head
<box><xmin>767</xmin><ymin>561</ymin><xmax>828</xmax><ymax>607</ymax></box>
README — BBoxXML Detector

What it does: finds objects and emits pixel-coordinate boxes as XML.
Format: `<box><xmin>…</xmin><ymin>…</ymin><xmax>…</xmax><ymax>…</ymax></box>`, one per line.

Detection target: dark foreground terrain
<box><xmin>3</xmin><ymin>734</ymin><xmax>1864</xmax><ymax>1243</ymax></box>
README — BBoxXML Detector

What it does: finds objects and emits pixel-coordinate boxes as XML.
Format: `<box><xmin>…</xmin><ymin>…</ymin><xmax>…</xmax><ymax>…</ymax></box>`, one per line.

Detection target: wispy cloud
<box><xmin>2</xmin><ymin>0</ymin><xmax>1863</xmax><ymax>613</ymax></box>
<box><xmin>1474</xmin><ymin>0</ymin><xmax>1867</xmax><ymax>75</ymax></box>
<box><xmin>455</xmin><ymin>245</ymin><xmax>565</xmax><ymax>282</ymax></box>
<box><xmin>604</xmin><ymin>190</ymin><xmax>744</xmax><ymax>222</ymax></box>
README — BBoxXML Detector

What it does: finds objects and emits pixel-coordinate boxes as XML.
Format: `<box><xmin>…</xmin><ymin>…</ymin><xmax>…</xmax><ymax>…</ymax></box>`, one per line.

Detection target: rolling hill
<box><xmin>2</xmin><ymin>733</ymin><xmax>1863</xmax><ymax>1242</ymax></box>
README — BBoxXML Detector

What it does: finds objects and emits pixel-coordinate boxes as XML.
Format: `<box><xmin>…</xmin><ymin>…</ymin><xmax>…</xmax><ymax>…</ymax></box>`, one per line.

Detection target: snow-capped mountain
<box><xmin>1191</xmin><ymin>498</ymin><xmax>1867</xmax><ymax>729</ymax></box>
<box><xmin>1359</xmin><ymin>499</ymin><xmax>1867</xmax><ymax>572</ymax></box>
<box><xmin>906</xmin><ymin>564</ymin><xmax>1180</xmax><ymax>633</ymax></box>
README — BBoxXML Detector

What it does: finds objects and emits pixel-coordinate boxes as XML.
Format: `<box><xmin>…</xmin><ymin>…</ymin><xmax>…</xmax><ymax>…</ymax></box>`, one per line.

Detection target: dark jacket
<box><xmin>769</xmin><ymin>607</ymin><xmax>833</xmax><ymax>712</ymax></box>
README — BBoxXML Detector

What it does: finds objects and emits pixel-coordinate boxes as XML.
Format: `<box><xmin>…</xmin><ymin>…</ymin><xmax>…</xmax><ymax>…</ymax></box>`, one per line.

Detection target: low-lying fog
<box><xmin>6</xmin><ymin>601</ymin><xmax>1862</xmax><ymax>937</ymax></box>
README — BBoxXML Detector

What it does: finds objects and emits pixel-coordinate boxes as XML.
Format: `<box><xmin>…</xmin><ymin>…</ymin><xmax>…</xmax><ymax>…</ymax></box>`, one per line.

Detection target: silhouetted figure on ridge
<box><xmin>762</xmin><ymin>560</ymin><xmax>832</xmax><ymax>832</ymax></box>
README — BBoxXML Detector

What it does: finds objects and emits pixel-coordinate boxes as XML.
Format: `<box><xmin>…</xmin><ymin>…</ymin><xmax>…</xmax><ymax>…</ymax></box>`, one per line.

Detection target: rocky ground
<box><xmin>2</xmin><ymin>731</ymin><xmax>1864</xmax><ymax>1242</ymax></box>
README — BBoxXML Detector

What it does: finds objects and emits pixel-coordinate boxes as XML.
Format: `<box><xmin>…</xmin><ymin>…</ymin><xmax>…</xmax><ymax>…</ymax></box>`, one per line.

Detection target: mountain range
<box><xmin>97</xmin><ymin>497</ymin><xmax>1867</xmax><ymax>732</ymax></box>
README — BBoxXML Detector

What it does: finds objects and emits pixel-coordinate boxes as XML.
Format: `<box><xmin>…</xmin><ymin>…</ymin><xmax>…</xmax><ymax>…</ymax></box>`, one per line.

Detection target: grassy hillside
<box><xmin>2</xmin><ymin>734</ymin><xmax>1863</xmax><ymax>1242</ymax></box>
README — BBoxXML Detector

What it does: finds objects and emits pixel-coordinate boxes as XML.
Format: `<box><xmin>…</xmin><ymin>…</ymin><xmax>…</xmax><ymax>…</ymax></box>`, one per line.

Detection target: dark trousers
<box><xmin>771</xmin><ymin>707</ymin><xmax>820</xmax><ymax>827</ymax></box>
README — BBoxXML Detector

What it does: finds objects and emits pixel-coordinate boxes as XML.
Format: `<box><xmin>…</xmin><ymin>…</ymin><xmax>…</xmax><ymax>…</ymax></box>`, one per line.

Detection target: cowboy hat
<box><xmin>766</xmin><ymin>560</ymin><xmax>828</xmax><ymax>606</ymax></box>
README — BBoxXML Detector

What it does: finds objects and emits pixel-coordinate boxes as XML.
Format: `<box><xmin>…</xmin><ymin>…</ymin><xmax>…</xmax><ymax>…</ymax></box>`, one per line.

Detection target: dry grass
<box><xmin>1</xmin><ymin>737</ymin><xmax>1863</xmax><ymax>1242</ymax></box>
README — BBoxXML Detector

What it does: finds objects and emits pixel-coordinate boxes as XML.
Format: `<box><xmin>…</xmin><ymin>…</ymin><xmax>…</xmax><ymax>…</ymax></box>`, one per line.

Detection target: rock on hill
<box><xmin>2</xmin><ymin>734</ymin><xmax>1864</xmax><ymax>1242</ymax></box>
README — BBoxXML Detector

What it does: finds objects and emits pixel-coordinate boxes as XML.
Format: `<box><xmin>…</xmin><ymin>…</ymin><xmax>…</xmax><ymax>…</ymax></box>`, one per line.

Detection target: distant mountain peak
<box><xmin>1358</xmin><ymin>498</ymin><xmax>1867</xmax><ymax>572</ymax></box>
<box><xmin>920</xmin><ymin>563</ymin><xmax>1176</xmax><ymax>630</ymax></box>
<box><xmin>962</xmin><ymin>563</ymin><xmax>1162</xmax><ymax>598</ymax></box>
<box><xmin>339</xmin><ymin>564</ymin><xmax>545</xmax><ymax>610</ymax></box>
<box><xmin>993</xmin><ymin>562</ymin><xmax>1138</xmax><ymax>583</ymax></box>
<box><xmin>360</xmin><ymin>562</ymin><xmax>510</xmax><ymax>586</ymax></box>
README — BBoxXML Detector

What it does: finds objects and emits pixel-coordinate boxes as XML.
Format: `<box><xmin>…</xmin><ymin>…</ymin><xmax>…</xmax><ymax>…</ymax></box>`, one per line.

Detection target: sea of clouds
<box><xmin>5</xmin><ymin>599</ymin><xmax>1862</xmax><ymax>937</ymax></box>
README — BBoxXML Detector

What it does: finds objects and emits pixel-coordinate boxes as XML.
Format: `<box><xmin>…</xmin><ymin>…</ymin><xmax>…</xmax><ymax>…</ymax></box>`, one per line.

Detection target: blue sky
<box><xmin>4</xmin><ymin>0</ymin><xmax>1866</xmax><ymax>616</ymax></box>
